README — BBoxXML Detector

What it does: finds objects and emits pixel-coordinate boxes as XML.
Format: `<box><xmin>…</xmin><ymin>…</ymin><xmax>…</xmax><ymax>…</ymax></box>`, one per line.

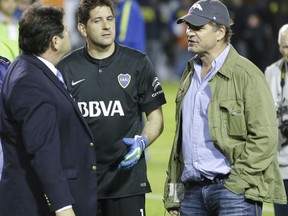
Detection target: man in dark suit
<box><xmin>0</xmin><ymin>55</ymin><xmax>10</xmax><ymax>181</ymax></box>
<box><xmin>0</xmin><ymin>3</ymin><xmax>97</xmax><ymax>216</ymax></box>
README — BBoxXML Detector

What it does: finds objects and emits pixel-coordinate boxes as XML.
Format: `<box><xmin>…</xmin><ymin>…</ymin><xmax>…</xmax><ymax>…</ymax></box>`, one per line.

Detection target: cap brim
<box><xmin>177</xmin><ymin>13</ymin><xmax>211</xmax><ymax>26</ymax></box>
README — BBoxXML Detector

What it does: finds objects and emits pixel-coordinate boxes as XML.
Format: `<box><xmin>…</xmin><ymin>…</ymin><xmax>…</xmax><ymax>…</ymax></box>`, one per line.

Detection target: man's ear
<box><xmin>50</xmin><ymin>35</ymin><xmax>59</xmax><ymax>51</ymax></box>
<box><xmin>78</xmin><ymin>23</ymin><xmax>87</xmax><ymax>37</ymax></box>
<box><xmin>216</xmin><ymin>26</ymin><xmax>226</xmax><ymax>42</ymax></box>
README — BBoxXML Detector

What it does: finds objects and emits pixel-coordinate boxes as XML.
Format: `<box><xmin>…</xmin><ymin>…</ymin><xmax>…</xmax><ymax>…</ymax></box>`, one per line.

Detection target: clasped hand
<box><xmin>118</xmin><ymin>135</ymin><xmax>148</xmax><ymax>170</ymax></box>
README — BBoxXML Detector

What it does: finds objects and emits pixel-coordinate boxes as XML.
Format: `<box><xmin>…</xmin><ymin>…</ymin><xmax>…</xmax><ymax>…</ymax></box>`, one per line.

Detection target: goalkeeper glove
<box><xmin>118</xmin><ymin>135</ymin><xmax>148</xmax><ymax>170</ymax></box>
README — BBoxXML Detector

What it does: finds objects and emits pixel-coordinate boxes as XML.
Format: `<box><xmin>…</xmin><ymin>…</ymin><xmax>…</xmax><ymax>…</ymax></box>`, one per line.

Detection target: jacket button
<box><xmin>89</xmin><ymin>142</ymin><xmax>94</xmax><ymax>147</ymax></box>
<box><xmin>44</xmin><ymin>194</ymin><xmax>51</xmax><ymax>206</ymax></box>
<box><xmin>92</xmin><ymin>165</ymin><xmax>97</xmax><ymax>171</ymax></box>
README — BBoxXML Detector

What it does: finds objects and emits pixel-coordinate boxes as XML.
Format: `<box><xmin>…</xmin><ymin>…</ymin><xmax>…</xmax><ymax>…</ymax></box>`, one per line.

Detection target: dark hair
<box><xmin>18</xmin><ymin>3</ymin><xmax>65</xmax><ymax>55</ymax></box>
<box><xmin>78</xmin><ymin>0</ymin><xmax>114</xmax><ymax>25</ymax></box>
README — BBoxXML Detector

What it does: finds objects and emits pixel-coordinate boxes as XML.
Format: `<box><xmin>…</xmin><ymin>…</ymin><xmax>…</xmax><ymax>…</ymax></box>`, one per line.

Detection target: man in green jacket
<box><xmin>163</xmin><ymin>0</ymin><xmax>287</xmax><ymax>215</ymax></box>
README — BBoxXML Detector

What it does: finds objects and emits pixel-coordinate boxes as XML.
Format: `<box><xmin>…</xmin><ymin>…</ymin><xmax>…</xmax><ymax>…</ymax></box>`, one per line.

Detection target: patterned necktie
<box><xmin>56</xmin><ymin>70</ymin><xmax>67</xmax><ymax>89</ymax></box>
<box><xmin>56</xmin><ymin>70</ymin><xmax>74</xmax><ymax>99</ymax></box>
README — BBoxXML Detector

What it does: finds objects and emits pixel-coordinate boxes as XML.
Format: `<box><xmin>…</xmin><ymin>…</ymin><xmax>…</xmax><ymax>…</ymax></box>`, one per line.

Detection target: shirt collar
<box><xmin>215</xmin><ymin>44</ymin><xmax>231</xmax><ymax>71</ymax></box>
<box><xmin>36</xmin><ymin>55</ymin><xmax>57</xmax><ymax>76</ymax></box>
<box><xmin>194</xmin><ymin>44</ymin><xmax>231</xmax><ymax>77</ymax></box>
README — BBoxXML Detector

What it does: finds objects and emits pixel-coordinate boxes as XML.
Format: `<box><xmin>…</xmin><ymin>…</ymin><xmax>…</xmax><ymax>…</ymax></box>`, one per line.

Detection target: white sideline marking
<box><xmin>146</xmin><ymin>193</ymin><xmax>162</xmax><ymax>200</ymax></box>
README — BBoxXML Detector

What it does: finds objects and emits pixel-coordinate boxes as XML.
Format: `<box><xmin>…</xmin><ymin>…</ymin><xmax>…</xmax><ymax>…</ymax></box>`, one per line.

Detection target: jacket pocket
<box><xmin>220</xmin><ymin>100</ymin><xmax>246</xmax><ymax>137</ymax></box>
<box><xmin>65</xmin><ymin>168</ymin><xmax>78</xmax><ymax>180</ymax></box>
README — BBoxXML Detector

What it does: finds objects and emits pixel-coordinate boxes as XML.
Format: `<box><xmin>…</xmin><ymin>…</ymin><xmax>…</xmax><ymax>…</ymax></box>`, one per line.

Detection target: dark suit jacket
<box><xmin>0</xmin><ymin>53</ymin><xmax>97</xmax><ymax>216</ymax></box>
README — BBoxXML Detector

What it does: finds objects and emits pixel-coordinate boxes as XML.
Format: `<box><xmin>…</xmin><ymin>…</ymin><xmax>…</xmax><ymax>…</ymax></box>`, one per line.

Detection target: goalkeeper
<box><xmin>57</xmin><ymin>0</ymin><xmax>166</xmax><ymax>215</ymax></box>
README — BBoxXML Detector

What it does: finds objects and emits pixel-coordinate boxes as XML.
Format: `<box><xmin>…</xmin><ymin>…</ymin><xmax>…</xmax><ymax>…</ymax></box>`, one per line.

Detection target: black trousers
<box><xmin>97</xmin><ymin>194</ymin><xmax>145</xmax><ymax>216</ymax></box>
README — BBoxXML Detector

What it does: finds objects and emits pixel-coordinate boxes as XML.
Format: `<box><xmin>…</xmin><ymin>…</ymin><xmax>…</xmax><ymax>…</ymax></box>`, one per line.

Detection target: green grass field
<box><xmin>145</xmin><ymin>82</ymin><xmax>275</xmax><ymax>216</ymax></box>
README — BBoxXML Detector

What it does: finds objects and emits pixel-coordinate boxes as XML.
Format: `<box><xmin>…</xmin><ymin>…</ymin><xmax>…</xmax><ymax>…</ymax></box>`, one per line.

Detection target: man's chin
<box><xmin>188</xmin><ymin>47</ymin><xmax>196</xmax><ymax>53</ymax></box>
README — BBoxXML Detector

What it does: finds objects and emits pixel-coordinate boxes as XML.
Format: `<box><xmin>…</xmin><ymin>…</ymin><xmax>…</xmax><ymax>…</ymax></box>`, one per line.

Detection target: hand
<box><xmin>56</xmin><ymin>208</ymin><xmax>76</xmax><ymax>216</ymax></box>
<box><xmin>118</xmin><ymin>135</ymin><xmax>148</xmax><ymax>170</ymax></box>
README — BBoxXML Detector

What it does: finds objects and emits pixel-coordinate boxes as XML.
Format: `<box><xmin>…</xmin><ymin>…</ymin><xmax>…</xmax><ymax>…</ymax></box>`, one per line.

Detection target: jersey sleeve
<box><xmin>137</xmin><ymin>55</ymin><xmax>166</xmax><ymax>112</ymax></box>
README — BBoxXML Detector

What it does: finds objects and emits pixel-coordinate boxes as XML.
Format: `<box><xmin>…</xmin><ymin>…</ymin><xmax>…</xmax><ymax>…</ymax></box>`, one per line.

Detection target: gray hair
<box><xmin>278</xmin><ymin>24</ymin><xmax>288</xmax><ymax>45</ymax></box>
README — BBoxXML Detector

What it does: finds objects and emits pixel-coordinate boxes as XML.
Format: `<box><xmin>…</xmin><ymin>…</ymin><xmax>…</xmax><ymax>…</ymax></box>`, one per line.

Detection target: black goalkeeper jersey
<box><xmin>58</xmin><ymin>43</ymin><xmax>166</xmax><ymax>199</ymax></box>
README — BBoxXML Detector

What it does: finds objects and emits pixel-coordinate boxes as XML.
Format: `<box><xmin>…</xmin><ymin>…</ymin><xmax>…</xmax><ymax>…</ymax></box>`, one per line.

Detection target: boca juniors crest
<box><xmin>118</xmin><ymin>74</ymin><xmax>131</xmax><ymax>88</ymax></box>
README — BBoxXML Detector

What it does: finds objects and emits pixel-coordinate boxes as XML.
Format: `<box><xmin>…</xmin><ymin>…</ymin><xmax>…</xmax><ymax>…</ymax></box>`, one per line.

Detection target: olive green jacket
<box><xmin>163</xmin><ymin>46</ymin><xmax>287</xmax><ymax>210</ymax></box>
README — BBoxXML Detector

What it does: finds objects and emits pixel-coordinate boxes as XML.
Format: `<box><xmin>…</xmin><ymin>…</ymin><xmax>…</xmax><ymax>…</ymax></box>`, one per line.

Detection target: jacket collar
<box><xmin>187</xmin><ymin>44</ymin><xmax>237</xmax><ymax>80</ymax></box>
<box><xmin>215</xmin><ymin>45</ymin><xmax>238</xmax><ymax>80</ymax></box>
